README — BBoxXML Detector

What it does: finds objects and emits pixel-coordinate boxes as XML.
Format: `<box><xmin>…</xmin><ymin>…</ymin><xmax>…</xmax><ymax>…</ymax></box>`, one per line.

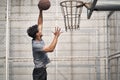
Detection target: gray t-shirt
<box><xmin>32</xmin><ymin>39</ymin><xmax>50</xmax><ymax>68</ymax></box>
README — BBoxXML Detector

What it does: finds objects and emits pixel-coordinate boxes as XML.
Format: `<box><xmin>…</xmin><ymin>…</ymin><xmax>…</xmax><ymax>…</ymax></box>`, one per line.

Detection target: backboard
<box><xmin>86</xmin><ymin>0</ymin><xmax>97</xmax><ymax>19</ymax></box>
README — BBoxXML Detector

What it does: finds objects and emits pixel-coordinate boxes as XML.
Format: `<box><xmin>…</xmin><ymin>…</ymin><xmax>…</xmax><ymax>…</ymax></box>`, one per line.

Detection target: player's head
<box><xmin>27</xmin><ymin>24</ymin><xmax>38</xmax><ymax>39</ymax></box>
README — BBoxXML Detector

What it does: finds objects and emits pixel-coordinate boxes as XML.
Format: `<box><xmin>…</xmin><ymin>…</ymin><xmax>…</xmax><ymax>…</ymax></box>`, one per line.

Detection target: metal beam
<box><xmin>87</xmin><ymin>1</ymin><xmax>120</xmax><ymax>19</ymax></box>
<box><xmin>94</xmin><ymin>2</ymin><xmax>120</xmax><ymax>11</ymax></box>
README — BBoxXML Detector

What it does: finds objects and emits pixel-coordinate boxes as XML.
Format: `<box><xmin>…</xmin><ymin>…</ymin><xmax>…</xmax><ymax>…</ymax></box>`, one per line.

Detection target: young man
<box><xmin>27</xmin><ymin>9</ymin><xmax>62</xmax><ymax>80</ymax></box>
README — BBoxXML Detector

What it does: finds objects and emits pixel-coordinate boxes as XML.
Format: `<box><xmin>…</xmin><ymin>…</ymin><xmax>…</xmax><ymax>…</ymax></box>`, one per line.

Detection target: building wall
<box><xmin>0</xmin><ymin>0</ymin><xmax>108</xmax><ymax>80</ymax></box>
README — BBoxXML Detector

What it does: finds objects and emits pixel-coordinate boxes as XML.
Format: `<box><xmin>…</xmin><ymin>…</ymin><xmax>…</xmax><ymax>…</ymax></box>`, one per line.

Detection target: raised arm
<box><xmin>38</xmin><ymin>10</ymin><xmax>43</xmax><ymax>32</ymax></box>
<box><xmin>43</xmin><ymin>27</ymin><xmax>62</xmax><ymax>52</ymax></box>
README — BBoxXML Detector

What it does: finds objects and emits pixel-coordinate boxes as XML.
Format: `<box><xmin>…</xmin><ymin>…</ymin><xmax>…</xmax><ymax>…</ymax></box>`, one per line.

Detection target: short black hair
<box><xmin>27</xmin><ymin>24</ymin><xmax>38</xmax><ymax>39</ymax></box>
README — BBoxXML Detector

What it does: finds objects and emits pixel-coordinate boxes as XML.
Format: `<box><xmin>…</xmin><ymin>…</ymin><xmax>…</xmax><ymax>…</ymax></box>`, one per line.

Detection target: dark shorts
<box><xmin>33</xmin><ymin>67</ymin><xmax>47</xmax><ymax>80</ymax></box>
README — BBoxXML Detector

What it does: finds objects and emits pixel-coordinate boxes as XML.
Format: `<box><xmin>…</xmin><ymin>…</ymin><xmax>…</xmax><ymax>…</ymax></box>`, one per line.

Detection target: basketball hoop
<box><xmin>60</xmin><ymin>0</ymin><xmax>84</xmax><ymax>31</ymax></box>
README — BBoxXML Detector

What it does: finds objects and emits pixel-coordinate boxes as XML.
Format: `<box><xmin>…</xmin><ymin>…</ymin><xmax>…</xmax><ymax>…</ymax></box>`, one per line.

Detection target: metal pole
<box><xmin>106</xmin><ymin>17</ymin><xmax>110</xmax><ymax>80</ymax></box>
<box><xmin>6</xmin><ymin>0</ymin><xmax>9</xmax><ymax>80</ymax></box>
<box><xmin>104</xmin><ymin>59</ymin><xmax>106</xmax><ymax>80</ymax></box>
<box><xmin>94</xmin><ymin>2</ymin><xmax>120</xmax><ymax>11</ymax></box>
<box><xmin>107</xmin><ymin>11</ymin><xmax>114</xmax><ymax>80</ymax></box>
<box><xmin>55</xmin><ymin>0</ymin><xmax>58</xmax><ymax>80</ymax></box>
<box><xmin>117</xmin><ymin>58</ymin><xmax>120</xmax><ymax>80</ymax></box>
<box><xmin>117</xmin><ymin>58</ymin><xmax>119</xmax><ymax>80</ymax></box>
<box><xmin>88</xmin><ymin>33</ymin><xmax>91</xmax><ymax>80</ymax></box>
<box><xmin>96</xmin><ymin>19</ymin><xmax>101</xmax><ymax>80</ymax></box>
<box><xmin>70</xmin><ymin>31</ymin><xmax>73</xmax><ymax>80</ymax></box>
<box><xmin>104</xmin><ymin>15</ymin><xmax>108</xmax><ymax>80</ymax></box>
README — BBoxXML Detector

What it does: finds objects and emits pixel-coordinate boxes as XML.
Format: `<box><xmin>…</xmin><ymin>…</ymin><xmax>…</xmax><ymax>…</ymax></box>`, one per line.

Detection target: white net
<box><xmin>60</xmin><ymin>0</ymin><xmax>84</xmax><ymax>31</ymax></box>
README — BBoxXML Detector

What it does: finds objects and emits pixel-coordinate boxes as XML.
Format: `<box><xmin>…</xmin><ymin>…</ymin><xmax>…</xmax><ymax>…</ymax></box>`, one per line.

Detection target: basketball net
<box><xmin>60</xmin><ymin>0</ymin><xmax>84</xmax><ymax>31</ymax></box>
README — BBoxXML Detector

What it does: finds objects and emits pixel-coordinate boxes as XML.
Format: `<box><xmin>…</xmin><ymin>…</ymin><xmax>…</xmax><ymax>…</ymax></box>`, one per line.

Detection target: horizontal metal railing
<box><xmin>108</xmin><ymin>52</ymin><xmax>120</xmax><ymax>80</ymax></box>
<box><xmin>0</xmin><ymin>56</ymin><xmax>106</xmax><ymax>62</ymax></box>
<box><xmin>108</xmin><ymin>52</ymin><xmax>120</xmax><ymax>60</ymax></box>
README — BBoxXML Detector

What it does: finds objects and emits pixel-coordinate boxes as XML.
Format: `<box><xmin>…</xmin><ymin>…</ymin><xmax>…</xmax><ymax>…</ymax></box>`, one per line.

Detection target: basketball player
<box><xmin>27</xmin><ymin>6</ymin><xmax>62</xmax><ymax>80</ymax></box>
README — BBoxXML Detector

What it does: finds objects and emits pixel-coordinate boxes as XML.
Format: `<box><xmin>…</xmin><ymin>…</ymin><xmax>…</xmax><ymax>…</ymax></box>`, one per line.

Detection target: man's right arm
<box><xmin>43</xmin><ymin>27</ymin><xmax>62</xmax><ymax>52</ymax></box>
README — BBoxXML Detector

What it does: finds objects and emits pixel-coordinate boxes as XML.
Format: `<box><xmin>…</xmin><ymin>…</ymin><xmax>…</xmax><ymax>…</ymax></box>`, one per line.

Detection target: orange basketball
<box><xmin>38</xmin><ymin>0</ymin><xmax>51</xmax><ymax>10</ymax></box>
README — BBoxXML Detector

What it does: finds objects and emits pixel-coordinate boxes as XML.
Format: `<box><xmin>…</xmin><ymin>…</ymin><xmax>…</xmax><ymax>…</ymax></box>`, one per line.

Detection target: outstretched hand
<box><xmin>53</xmin><ymin>27</ymin><xmax>62</xmax><ymax>38</ymax></box>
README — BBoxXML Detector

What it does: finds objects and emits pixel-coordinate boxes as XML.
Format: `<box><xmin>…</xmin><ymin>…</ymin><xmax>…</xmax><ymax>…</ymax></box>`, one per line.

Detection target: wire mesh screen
<box><xmin>0</xmin><ymin>0</ymin><xmax>6</xmax><ymax>80</ymax></box>
<box><xmin>60</xmin><ymin>1</ymin><xmax>83</xmax><ymax>31</ymax></box>
<box><xmin>108</xmin><ymin>12</ymin><xmax>120</xmax><ymax>55</ymax></box>
<box><xmin>0</xmin><ymin>0</ymin><xmax>109</xmax><ymax>80</ymax></box>
<box><xmin>108</xmin><ymin>11</ymin><xmax>120</xmax><ymax>80</ymax></box>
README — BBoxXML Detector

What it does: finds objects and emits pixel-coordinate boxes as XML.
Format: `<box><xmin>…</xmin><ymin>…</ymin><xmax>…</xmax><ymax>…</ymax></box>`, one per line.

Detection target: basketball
<box><xmin>38</xmin><ymin>0</ymin><xmax>51</xmax><ymax>10</ymax></box>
